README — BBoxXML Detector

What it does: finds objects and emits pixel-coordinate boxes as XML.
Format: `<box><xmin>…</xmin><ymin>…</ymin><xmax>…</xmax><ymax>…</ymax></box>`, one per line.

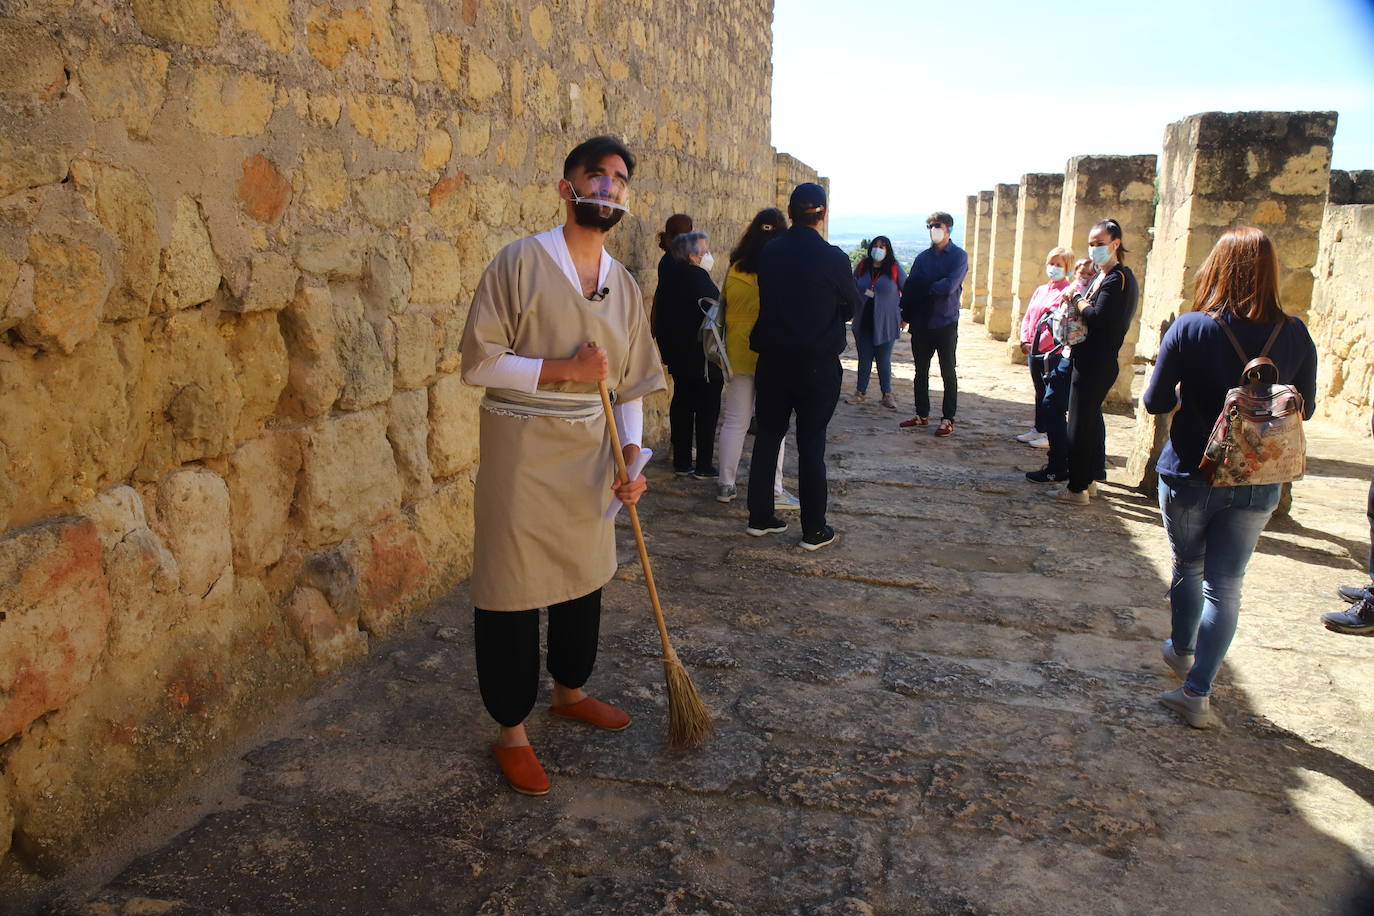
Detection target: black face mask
<box><xmin>571</xmin><ymin>201</ymin><xmax>624</xmax><ymax>231</ymax></box>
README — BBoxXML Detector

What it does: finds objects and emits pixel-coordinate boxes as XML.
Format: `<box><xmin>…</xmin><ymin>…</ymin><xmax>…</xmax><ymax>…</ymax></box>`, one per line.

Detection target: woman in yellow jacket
<box><xmin>716</xmin><ymin>208</ymin><xmax>797</xmax><ymax>509</ymax></box>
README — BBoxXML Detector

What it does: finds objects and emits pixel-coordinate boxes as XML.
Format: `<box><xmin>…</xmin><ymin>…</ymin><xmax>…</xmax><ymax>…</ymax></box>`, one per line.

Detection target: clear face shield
<box><xmin>569</xmin><ymin>174</ymin><xmax>631</xmax><ymax>219</ymax></box>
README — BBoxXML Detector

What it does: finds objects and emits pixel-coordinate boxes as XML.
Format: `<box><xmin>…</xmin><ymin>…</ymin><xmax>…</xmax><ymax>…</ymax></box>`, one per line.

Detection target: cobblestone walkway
<box><xmin>26</xmin><ymin>316</ymin><xmax>1374</xmax><ymax>915</ymax></box>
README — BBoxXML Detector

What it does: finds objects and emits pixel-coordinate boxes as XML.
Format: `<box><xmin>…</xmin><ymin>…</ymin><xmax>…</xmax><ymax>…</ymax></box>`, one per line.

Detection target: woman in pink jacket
<box><xmin>1015</xmin><ymin>247</ymin><xmax>1074</xmax><ymax>447</ymax></box>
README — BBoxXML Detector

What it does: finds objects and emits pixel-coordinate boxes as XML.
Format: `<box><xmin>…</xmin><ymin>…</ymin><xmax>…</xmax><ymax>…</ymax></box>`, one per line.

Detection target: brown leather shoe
<box><xmin>491</xmin><ymin>744</ymin><xmax>550</xmax><ymax>796</ymax></box>
<box><xmin>549</xmin><ymin>696</ymin><xmax>631</xmax><ymax>730</ymax></box>
<box><xmin>899</xmin><ymin>415</ymin><xmax>928</xmax><ymax>428</ymax></box>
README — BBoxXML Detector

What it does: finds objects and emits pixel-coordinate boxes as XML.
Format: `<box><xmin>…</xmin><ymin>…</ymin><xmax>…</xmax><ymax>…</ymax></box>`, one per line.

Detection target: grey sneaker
<box><xmin>1160</xmin><ymin>686</ymin><xmax>1212</xmax><ymax>729</ymax></box>
<box><xmin>1337</xmin><ymin>583</ymin><xmax>1373</xmax><ymax>604</ymax></box>
<box><xmin>1046</xmin><ymin>486</ymin><xmax>1089</xmax><ymax>506</ymax></box>
<box><xmin>845</xmin><ymin>391</ymin><xmax>868</xmax><ymax>405</ymax></box>
<box><xmin>715</xmin><ymin>484</ymin><xmax>737</xmax><ymax>504</ymax></box>
<box><xmin>1161</xmin><ymin>639</ymin><xmax>1192</xmax><ymax>679</ymax></box>
<box><xmin>1322</xmin><ymin>595</ymin><xmax>1374</xmax><ymax>636</ymax></box>
<box><xmin>773</xmin><ymin>488</ymin><xmax>800</xmax><ymax>511</ymax></box>
<box><xmin>880</xmin><ymin>392</ymin><xmax>898</xmax><ymax>409</ymax></box>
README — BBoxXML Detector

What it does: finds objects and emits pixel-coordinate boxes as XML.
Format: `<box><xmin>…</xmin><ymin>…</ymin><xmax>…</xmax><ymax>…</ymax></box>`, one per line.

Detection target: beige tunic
<box><xmin>460</xmin><ymin>235</ymin><xmax>666</xmax><ymax>611</ymax></box>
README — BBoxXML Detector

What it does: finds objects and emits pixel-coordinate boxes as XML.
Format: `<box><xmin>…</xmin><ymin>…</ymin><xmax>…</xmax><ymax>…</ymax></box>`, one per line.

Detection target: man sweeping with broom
<box><xmin>459</xmin><ymin>137</ymin><xmax>667</xmax><ymax>796</ymax></box>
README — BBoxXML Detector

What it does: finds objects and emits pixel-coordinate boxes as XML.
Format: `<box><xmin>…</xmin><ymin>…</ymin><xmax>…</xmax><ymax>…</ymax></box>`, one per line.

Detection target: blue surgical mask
<box><xmin>1088</xmin><ymin>244</ymin><xmax>1112</xmax><ymax>266</ymax></box>
<box><xmin>870</xmin><ymin>247</ymin><xmax>886</xmax><ymax>262</ymax></box>
<box><xmin>1046</xmin><ymin>265</ymin><xmax>1066</xmax><ymax>281</ymax></box>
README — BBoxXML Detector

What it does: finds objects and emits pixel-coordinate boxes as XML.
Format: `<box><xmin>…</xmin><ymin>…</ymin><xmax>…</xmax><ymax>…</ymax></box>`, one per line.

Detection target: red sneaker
<box><xmin>899</xmin><ymin>415</ymin><xmax>928</xmax><ymax>428</ymax></box>
<box><xmin>935</xmin><ymin>419</ymin><xmax>955</xmax><ymax>437</ymax></box>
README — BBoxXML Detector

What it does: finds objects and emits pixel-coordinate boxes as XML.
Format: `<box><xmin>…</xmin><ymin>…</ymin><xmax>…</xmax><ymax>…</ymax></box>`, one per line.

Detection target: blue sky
<box><xmin>772</xmin><ymin>0</ymin><xmax>1374</xmax><ymax>239</ymax></box>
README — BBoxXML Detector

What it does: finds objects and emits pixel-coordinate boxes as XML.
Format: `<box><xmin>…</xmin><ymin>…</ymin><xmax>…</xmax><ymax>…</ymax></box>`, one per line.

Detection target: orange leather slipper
<box><xmin>549</xmin><ymin>696</ymin><xmax>631</xmax><ymax>731</ymax></box>
<box><xmin>491</xmin><ymin>744</ymin><xmax>550</xmax><ymax>796</ymax></box>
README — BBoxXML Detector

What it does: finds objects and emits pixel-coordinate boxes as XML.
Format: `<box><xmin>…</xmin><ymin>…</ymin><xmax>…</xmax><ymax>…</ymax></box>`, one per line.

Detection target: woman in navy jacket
<box><xmin>1142</xmin><ymin>226</ymin><xmax>1317</xmax><ymax>728</ymax></box>
<box><xmin>848</xmin><ymin>236</ymin><xmax>907</xmax><ymax>409</ymax></box>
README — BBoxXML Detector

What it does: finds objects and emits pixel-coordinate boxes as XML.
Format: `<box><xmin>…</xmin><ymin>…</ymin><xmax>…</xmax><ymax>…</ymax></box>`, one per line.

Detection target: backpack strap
<box><xmin>1207</xmin><ymin>311</ymin><xmax>1251</xmax><ymax>364</ymax></box>
<box><xmin>1257</xmin><ymin>319</ymin><xmax>1285</xmax><ymax>359</ymax></box>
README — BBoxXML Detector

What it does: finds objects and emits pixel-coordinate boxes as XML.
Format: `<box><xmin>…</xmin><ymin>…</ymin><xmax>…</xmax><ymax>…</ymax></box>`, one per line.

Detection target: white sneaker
<box><xmin>1088</xmin><ymin>481</ymin><xmax>1099</xmax><ymax>497</ymax></box>
<box><xmin>1015</xmin><ymin>429</ymin><xmax>1042</xmax><ymax>442</ymax></box>
<box><xmin>773</xmin><ymin>489</ymin><xmax>800</xmax><ymax>511</ymax></box>
<box><xmin>1161</xmin><ymin>639</ymin><xmax>1192</xmax><ymax>679</ymax></box>
<box><xmin>1160</xmin><ymin>687</ymin><xmax>1212</xmax><ymax>729</ymax></box>
<box><xmin>1029</xmin><ymin>434</ymin><xmax>1049</xmax><ymax>449</ymax></box>
<box><xmin>1046</xmin><ymin>487</ymin><xmax>1089</xmax><ymax>506</ymax></box>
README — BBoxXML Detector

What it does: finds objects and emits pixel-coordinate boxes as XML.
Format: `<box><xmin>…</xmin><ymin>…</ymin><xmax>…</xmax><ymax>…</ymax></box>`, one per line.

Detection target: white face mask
<box><xmin>870</xmin><ymin>247</ymin><xmax>886</xmax><ymax>262</ymax></box>
<box><xmin>699</xmin><ymin>251</ymin><xmax>715</xmax><ymax>272</ymax></box>
<box><xmin>929</xmin><ymin>226</ymin><xmax>947</xmax><ymax>244</ymax></box>
<box><xmin>1046</xmin><ymin>265</ymin><xmax>1066</xmax><ymax>281</ymax></box>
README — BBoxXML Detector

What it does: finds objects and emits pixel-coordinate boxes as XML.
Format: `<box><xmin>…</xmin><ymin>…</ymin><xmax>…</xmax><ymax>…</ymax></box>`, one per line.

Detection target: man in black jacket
<box><xmin>745</xmin><ymin>183</ymin><xmax>862</xmax><ymax>550</ymax></box>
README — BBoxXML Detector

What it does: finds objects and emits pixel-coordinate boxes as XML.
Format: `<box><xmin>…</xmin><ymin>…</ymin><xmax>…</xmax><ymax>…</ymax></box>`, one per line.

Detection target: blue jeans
<box><xmin>1041</xmin><ymin>353</ymin><xmax>1071</xmax><ymax>475</ymax></box>
<box><xmin>855</xmin><ymin>333</ymin><xmax>895</xmax><ymax>395</ymax></box>
<box><xmin>1157</xmin><ymin>476</ymin><xmax>1281</xmax><ymax>696</ymax></box>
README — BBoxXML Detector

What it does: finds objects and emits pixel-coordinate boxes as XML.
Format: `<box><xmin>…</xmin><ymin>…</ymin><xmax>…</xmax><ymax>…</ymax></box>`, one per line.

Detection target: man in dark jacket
<box><xmin>745</xmin><ymin>182</ymin><xmax>862</xmax><ymax>550</ymax></box>
<box><xmin>899</xmin><ymin>211</ymin><xmax>969</xmax><ymax>437</ymax></box>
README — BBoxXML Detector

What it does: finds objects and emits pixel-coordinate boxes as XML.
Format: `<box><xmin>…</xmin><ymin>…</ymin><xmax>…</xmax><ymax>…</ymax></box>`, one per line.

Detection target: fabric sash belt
<box><xmin>480</xmin><ymin>387</ymin><xmax>607</xmax><ymax>422</ymax></box>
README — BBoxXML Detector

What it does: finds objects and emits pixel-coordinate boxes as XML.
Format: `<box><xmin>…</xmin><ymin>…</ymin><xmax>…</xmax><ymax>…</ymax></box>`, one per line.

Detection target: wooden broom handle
<box><xmin>596</xmin><ymin>377</ymin><xmax>677</xmax><ymax>658</ymax></box>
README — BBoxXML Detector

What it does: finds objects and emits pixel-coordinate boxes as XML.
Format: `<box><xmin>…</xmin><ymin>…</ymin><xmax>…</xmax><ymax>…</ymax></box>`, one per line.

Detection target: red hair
<box><xmin>1192</xmin><ymin>226</ymin><xmax>1285</xmax><ymax>323</ymax></box>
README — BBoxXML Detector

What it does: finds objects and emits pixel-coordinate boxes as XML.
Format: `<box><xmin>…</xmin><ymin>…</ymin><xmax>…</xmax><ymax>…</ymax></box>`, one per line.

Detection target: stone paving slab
<box><xmin>17</xmin><ymin>316</ymin><xmax>1374</xmax><ymax>915</ymax></box>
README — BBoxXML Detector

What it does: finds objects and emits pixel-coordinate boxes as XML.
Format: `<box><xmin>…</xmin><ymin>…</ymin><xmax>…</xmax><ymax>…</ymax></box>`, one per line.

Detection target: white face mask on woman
<box><xmin>870</xmin><ymin>247</ymin><xmax>886</xmax><ymax>262</ymax></box>
<box><xmin>1046</xmin><ymin>265</ymin><xmax>1066</xmax><ymax>281</ymax></box>
<box><xmin>699</xmin><ymin>251</ymin><xmax>715</xmax><ymax>272</ymax></box>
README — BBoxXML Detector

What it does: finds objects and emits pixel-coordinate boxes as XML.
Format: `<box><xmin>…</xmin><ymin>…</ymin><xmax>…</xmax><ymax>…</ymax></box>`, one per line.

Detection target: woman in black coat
<box><xmin>653</xmin><ymin>230</ymin><xmax>723</xmax><ymax>477</ymax></box>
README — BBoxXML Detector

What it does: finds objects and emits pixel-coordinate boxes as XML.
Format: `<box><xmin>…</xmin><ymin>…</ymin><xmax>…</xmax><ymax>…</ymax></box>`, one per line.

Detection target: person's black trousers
<box><xmin>473</xmin><ymin>589</ymin><xmax>602</xmax><ymax>727</ymax></box>
<box><xmin>747</xmin><ymin>352</ymin><xmax>841</xmax><ymax>536</ymax></box>
<box><xmin>1028</xmin><ymin>353</ymin><xmax>1048</xmax><ymax>432</ymax></box>
<box><xmin>1066</xmin><ymin>358</ymin><xmax>1118</xmax><ymax>493</ymax></box>
<box><xmin>668</xmin><ymin>371</ymin><xmax>723</xmax><ymax>473</ymax></box>
<box><xmin>911</xmin><ymin>322</ymin><xmax>958</xmax><ymax>420</ymax></box>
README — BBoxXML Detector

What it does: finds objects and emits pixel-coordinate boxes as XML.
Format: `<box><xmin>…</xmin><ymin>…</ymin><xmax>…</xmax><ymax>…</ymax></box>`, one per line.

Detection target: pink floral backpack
<box><xmin>1198</xmin><ymin>315</ymin><xmax>1306</xmax><ymax>486</ymax></box>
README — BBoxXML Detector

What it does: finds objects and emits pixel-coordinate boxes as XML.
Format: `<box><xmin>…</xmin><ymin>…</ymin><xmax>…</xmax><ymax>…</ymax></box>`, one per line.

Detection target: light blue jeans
<box><xmin>1158</xmin><ymin>475</ymin><xmax>1281</xmax><ymax>697</ymax></box>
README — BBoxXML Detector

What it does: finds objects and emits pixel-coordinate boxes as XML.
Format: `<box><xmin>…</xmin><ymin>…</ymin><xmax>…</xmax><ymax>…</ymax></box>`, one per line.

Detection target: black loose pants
<box><xmin>747</xmin><ymin>352</ymin><xmax>841</xmax><ymax>536</ymax></box>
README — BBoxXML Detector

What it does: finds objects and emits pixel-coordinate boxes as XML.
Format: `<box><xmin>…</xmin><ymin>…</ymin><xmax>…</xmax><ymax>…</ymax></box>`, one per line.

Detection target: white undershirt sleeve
<box><xmin>613</xmin><ymin>398</ymin><xmax>643</xmax><ymax>448</ymax></box>
<box><xmin>463</xmin><ymin>352</ymin><xmax>543</xmax><ymax>392</ymax></box>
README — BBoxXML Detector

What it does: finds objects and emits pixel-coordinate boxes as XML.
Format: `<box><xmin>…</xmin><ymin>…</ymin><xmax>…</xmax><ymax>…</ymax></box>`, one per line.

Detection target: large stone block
<box><xmin>1007</xmin><ymin>173</ymin><xmax>1064</xmax><ymax>363</ymax></box>
<box><xmin>296</xmin><ymin>232</ymin><xmax>366</xmax><ymax>280</ymax></box>
<box><xmin>466</xmin><ymin>50</ymin><xmax>503</xmax><ymax>105</ymax></box>
<box><xmin>969</xmin><ymin>191</ymin><xmax>993</xmax><ymax>322</ymax></box>
<box><xmin>410</xmin><ymin>238</ymin><xmax>463</xmax><ymax>303</ymax></box>
<box><xmin>187</xmin><ymin>63</ymin><xmax>275</xmax><ymax>137</ymax></box>
<box><xmin>433</xmin><ymin>32</ymin><xmax>461</xmax><ymax>90</ymax></box>
<box><xmin>71</xmin><ymin>158</ymin><xmax>160</xmax><ymax>321</ymax></box>
<box><xmin>363</xmin><ymin>235</ymin><xmax>412</xmax><ymax>315</ymax></box>
<box><xmin>347</xmin><ymin>91</ymin><xmax>418</xmax><ymax>152</ymax></box>
<box><xmin>283</xmin><ymin>586</ymin><xmax>367</xmax><ymax>675</ymax></box>
<box><xmin>224</xmin><ymin>309</ymin><xmax>289</xmax><ymax>441</ymax></box>
<box><xmin>230</xmin><ymin>250</ymin><xmax>297</xmax><ymax>313</ymax></box>
<box><xmin>0</xmin><ymin>517</ymin><xmax>112</xmax><ymax>744</ymax></box>
<box><xmin>985</xmin><ymin>183</ymin><xmax>1019</xmax><ymax>341</ymax></box>
<box><xmin>392</xmin><ymin>311</ymin><xmax>439</xmax><ymax>389</ymax></box>
<box><xmin>157</xmin><ymin>195</ymin><xmax>221</xmax><ymax>312</ymax></box>
<box><xmin>332</xmin><ymin>287</ymin><xmax>393</xmax><ymax>411</ymax></box>
<box><xmin>296</xmin><ymin>408</ymin><xmax>402</xmax><ymax>547</ymax></box>
<box><xmin>299</xmin><ymin>146</ymin><xmax>348</xmax><ymax>211</ymax></box>
<box><xmin>132</xmin><ymin>0</ymin><xmax>219</xmax><ymax>46</ymax></box>
<box><xmin>17</xmin><ymin>233</ymin><xmax>108</xmax><ymax>354</ymax></box>
<box><xmin>305</xmin><ymin>4</ymin><xmax>373</xmax><ymax>69</ymax></box>
<box><xmin>280</xmin><ymin>285</ymin><xmax>343</xmax><ymax>417</ymax></box>
<box><xmin>222</xmin><ymin>0</ymin><xmax>294</xmax><ymax>53</ymax></box>
<box><xmin>0</xmin><ymin>18</ymin><xmax>66</xmax><ymax>99</ymax></box>
<box><xmin>427</xmin><ymin>372</ymin><xmax>480</xmax><ymax>478</ymax></box>
<box><xmin>226</xmin><ymin>432</ymin><xmax>300</xmax><ymax>571</ymax></box>
<box><xmin>395</xmin><ymin>0</ymin><xmax>437</xmax><ymax>82</ymax></box>
<box><xmin>237</xmin><ymin>154</ymin><xmax>291</xmax><ymax>224</ymax></box>
<box><xmin>411</xmin><ymin>470</ymin><xmax>475</xmax><ymax>585</ymax></box>
<box><xmin>355</xmin><ymin>169</ymin><xmax>422</xmax><ymax>228</ymax></box>
<box><xmin>78</xmin><ymin>42</ymin><xmax>170</xmax><ymax>138</ymax></box>
<box><xmin>387</xmin><ymin>387</ymin><xmax>433</xmax><ymax>500</ymax></box>
<box><xmin>138</xmin><ymin>310</ymin><xmax>244</xmax><ymax>474</ymax></box>
<box><xmin>152</xmin><ymin>467</ymin><xmax>233</xmax><ymax>598</ymax></box>
<box><xmin>354</xmin><ymin>517</ymin><xmax>430</xmax><ymax>635</ymax></box>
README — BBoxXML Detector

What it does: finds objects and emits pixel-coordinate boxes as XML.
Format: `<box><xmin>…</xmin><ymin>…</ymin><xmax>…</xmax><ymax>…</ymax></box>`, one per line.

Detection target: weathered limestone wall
<box><xmin>1006</xmin><ymin>173</ymin><xmax>1063</xmax><ymax>362</ymax></box>
<box><xmin>1310</xmin><ymin>203</ymin><xmax>1374</xmax><ymax>432</ymax></box>
<box><xmin>1056</xmin><ymin>155</ymin><xmax>1157</xmax><ymax>404</ymax></box>
<box><xmin>1328</xmin><ymin>168</ymin><xmax>1374</xmax><ymax>206</ymax></box>
<box><xmin>1126</xmin><ymin>111</ymin><xmax>1336</xmax><ymax>489</ymax></box>
<box><xmin>985</xmin><ymin>183</ymin><xmax>1019</xmax><ymax>340</ymax></box>
<box><xmin>0</xmin><ymin>0</ymin><xmax>784</xmax><ymax>877</ymax></box>
<box><xmin>969</xmin><ymin>190</ymin><xmax>993</xmax><ymax>322</ymax></box>
<box><xmin>960</xmin><ymin>194</ymin><xmax>976</xmax><ymax>309</ymax></box>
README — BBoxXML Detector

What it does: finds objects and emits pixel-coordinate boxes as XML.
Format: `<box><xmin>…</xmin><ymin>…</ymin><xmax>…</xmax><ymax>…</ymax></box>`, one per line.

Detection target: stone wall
<box><xmin>1310</xmin><ymin>202</ymin><xmax>1374</xmax><ymax>432</ymax></box>
<box><xmin>0</xmin><ymin>0</ymin><xmax>790</xmax><ymax>877</ymax></box>
<box><xmin>1057</xmin><ymin>155</ymin><xmax>1157</xmax><ymax>405</ymax></box>
<box><xmin>969</xmin><ymin>190</ymin><xmax>993</xmax><ymax>322</ymax></box>
<box><xmin>1125</xmin><ymin>111</ymin><xmax>1336</xmax><ymax>489</ymax></box>
<box><xmin>1006</xmin><ymin>173</ymin><xmax>1064</xmax><ymax>363</ymax></box>
<box><xmin>984</xmin><ymin>182</ymin><xmax>1019</xmax><ymax>340</ymax></box>
<box><xmin>774</xmin><ymin>151</ymin><xmax>827</xmax><ymax>219</ymax></box>
<box><xmin>960</xmin><ymin>194</ymin><xmax>976</xmax><ymax>308</ymax></box>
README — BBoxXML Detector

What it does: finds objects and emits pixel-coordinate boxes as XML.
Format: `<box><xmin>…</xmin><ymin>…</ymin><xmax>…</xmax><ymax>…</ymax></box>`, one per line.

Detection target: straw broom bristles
<box><xmin>596</xmin><ymin>377</ymin><xmax>712</xmax><ymax>750</ymax></box>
